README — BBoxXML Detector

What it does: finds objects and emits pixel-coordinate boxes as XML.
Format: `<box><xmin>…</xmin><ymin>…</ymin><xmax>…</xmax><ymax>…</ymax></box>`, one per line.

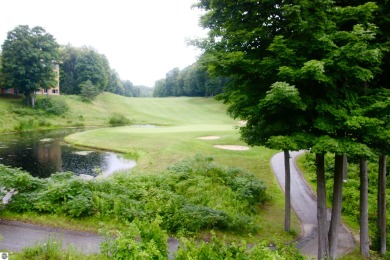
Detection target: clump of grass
<box><xmin>12</xmin><ymin>237</ymin><xmax>105</xmax><ymax>260</ymax></box>
<box><xmin>14</xmin><ymin>118</ymin><xmax>36</xmax><ymax>131</ymax></box>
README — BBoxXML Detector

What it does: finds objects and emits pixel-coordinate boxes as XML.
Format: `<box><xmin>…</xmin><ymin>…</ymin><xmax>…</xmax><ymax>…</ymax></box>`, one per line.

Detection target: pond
<box><xmin>0</xmin><ymin>128</ymin><xmax>136</xmax><ymax>178</ymax></box>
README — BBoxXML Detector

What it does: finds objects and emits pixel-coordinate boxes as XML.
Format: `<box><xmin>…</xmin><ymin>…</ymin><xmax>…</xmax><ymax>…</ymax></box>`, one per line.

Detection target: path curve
<box><xmin>271</xmin><ymin>151</ymin><xmax>355</xmax><ymax>258</ymax></box>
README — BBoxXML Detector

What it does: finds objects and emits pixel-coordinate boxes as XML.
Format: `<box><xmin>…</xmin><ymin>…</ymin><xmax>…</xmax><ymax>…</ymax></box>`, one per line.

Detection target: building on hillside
<box><xmin>0</xmin><ymin>64</ymin><xmax>60</xmax><ymax>96</ymax></box>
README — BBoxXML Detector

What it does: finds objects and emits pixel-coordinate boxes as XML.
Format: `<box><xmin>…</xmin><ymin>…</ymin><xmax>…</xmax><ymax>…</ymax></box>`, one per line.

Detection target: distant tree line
<box><xmin>153</xmin><ymin>62</ymin><xmax>228</xmax><ymax>97</ymax></box>
<box><xmin>0</xmin><ymin>25</ymin><xmax>152</xmax><ymax>105</ymax></box>
<box><xmin>59</xmin><ymin>45</ymin><xmax>152</xmax><ymax>97</ymax></box>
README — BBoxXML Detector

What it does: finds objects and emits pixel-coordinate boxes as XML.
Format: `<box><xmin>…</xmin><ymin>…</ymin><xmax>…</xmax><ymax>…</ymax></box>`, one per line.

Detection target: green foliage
<box><xmin>80</xmin><ymin>80</ymin><xmax>99</xmax><ymax>101</ymax></box>
<box><xmin>175</xmin><ymin>231</ymin><xmax>304</xmax><ymax>260</ymax></box>
<box><xmin>1</xmin><ymin>25</ymin><xmax>59</xmax><ymax>106</ymax></box>
<box><xmin>100</xmin><ymin>218</ymin><xmax>168</xmax><ymax>259</ymax></box>
<box><xmin>35</xmin><ymin>98</ymin><xmax>69</xmax><ymax>115</ymax></box>
<box><xmin>1</xmin><ymin>156</ymin><xmax>268</xmax><ymax>235</ymax></box>
<box><xmin>153</xmin><ymin>63</ymin><xmax>227</xmax><ymax>97</ymax></box>
<box><xmin>109</xmin><ymin>113</ymin><xmax>131</xmax><ymax>127</ymax></box>
<box><xmin>73</xmin><ymin>47</ymin><xmax>110</xmax><ymax>94</ymax></box>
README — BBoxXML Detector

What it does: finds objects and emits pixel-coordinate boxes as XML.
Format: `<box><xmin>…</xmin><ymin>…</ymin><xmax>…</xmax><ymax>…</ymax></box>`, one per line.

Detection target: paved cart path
<box><xmin>271</xmin><ymin>151</ymin><xmax>355</xmax><ymax>258</ymax></box>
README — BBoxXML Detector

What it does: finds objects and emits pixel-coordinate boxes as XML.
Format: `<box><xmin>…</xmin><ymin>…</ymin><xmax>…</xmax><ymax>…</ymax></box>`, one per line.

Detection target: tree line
<box><xmin>59</xmin><ymin>45</ymin><xmax>152</xmax><ymax>98</ymax></box>
<box><xmin>194</xmin><ymin>0</ymin><xmax>389</xmax><ymax>259</ymax></box>
<box><xmin>153</xmin><ymin>63</ymin><xmax>227</xmax><ymax>97</ymax></box>
<box><xmin>0</xmin><ymin>25</ymin><xmax>152</xmax><ymax>106</ymax></box>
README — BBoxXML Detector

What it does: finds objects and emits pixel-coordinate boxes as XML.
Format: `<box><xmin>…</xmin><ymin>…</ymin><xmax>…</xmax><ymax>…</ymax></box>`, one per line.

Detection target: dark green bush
<box><xmin>108</xmin><ymin>113</ymin><xmax>131</xmax><ymax>126</ymax></box>
<box><xmin>100</xmin><ymin>218</ymin><xmax>168</xmax><ymax>259</ymax></box>
<box><xmin>2</xmin><ymin>155</ymin><xmax>269</xmax><ymax>235</ymax></box>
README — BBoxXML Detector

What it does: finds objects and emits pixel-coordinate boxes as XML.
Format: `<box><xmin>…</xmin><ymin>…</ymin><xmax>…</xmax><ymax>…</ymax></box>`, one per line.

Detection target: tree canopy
<box><xmin>59</xmin><ymin>45</ymin><xmax>152</xmax><ymax>97</ymax></box>
<box><xmin>194</xmin><ymin>0</ymin><xmax>387</xmax><ymax>257</ymax></box>
<box><xmin>1</xmin><ymin>25</ymin><xmax>59</xmax><ymax>106</ymax></box>
<box><xmin>153</xmin><ymin>62</ymin><xmax>227</xmax><ymax>97</ymax></box>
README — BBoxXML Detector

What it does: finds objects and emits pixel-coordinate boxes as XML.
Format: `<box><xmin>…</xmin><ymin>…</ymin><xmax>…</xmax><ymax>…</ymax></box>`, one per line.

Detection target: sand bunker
<box><xmin>40</xmin><ymin>138</ymin><xmax>53</xmax><ymax>142</ymax></box>
<box><xmin>197</xmin><ymin>136</ymin><xmax>221</xmax><ymax>140</ymax></box>
<box><xmin>214</xmin><ymin>145</ymin><xmax>250</xmax><ymax>151</ymax></box>
<box><xmin>73</xmin><ymin>151</ymin><xmax>93</xmax><ymax>156</ymax></box>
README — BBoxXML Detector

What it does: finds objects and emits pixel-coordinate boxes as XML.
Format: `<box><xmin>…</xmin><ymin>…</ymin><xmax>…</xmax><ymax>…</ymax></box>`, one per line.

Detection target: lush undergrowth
<box><xmin>1</xmin><ymin>156</ymin><xmax>268</xmax><ymax>235</ymax></box>
<box><xmin>1</xmin><ymin>156</ymin><xmax>304</xmax><ymax>259</ymax></box>
<box><xmin>298</xmin><ymin>153</ymin><xmax>390</xmax><ymax>256</ymax></box>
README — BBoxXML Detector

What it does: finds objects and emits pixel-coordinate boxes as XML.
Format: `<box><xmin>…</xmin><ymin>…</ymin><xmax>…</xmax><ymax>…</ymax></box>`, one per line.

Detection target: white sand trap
<box><xmin>40</xmin><ymin>138</ymin><xmax>53</xmax><ymax>142</ymax></box>
<box><xmin>214</xmin><ymin>145</ymin><xmax>250</xmax><ymax>151</ymax></box>
<box><xmin>197</xmin><ymin>136</ymin><xmax>221</xmax><ymax>140</ymax></box>
<box><xmin>73</xmin><ymin>151</ymin><xmax>93</xmax><ymax>156</ymax></box>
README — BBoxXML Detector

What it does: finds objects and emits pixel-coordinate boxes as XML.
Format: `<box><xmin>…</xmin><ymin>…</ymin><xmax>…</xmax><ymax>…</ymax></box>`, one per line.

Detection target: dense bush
<box><xmin>35</xmin><ymin>98</ymin><xmax>69</xmax><ymax>115</ymax></box>
<box><xmin>175</xmin><ymin>231</ymin><xmax>304</xmax><ymax>260</ymax></box>
<box><xmin>108</xmin><ymin>113</ymin><xmax>131</xmax><ymax>127</ymax></box>
<box><xmin>1</xmin><ymin>155</ymin><xmax>269</xmax><ymax>235</ymax></box>
<box><xmin>100</xmin><ymin>218</ymin><xmax>168</xmax><ymax>259</ymax></box>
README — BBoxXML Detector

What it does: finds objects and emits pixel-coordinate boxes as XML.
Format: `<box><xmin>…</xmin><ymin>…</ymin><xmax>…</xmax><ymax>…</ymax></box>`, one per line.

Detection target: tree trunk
<box><xmin>360</xmin><ymin>158</ymin><xmax>370</xmax><ymax>258</ymax></box>
<box><xmin>31</xmin><ymin>94</ymin><xmax>35</xmax><ymax>108</ymax></box>
<box><xmin>316</xmin><ymin>153</ymin><xmax>329</xmax><ymax>259</ymax></box>
<box><xmin>284</xmin><ymin>149</ymin><xmax>291</xmax><ymax>232</ymax></box>
<box><xmin>378</xmin><ymin>154</ymin><xmax>387</xmax><ymax>255</ymax></box>
<box><xmin>328</xmin><ymin>154</ymin><xmax>345</xmax><ymax>259</ymax></box>
<box><xmin>343</xmin><ymin>155</ymin><xmax>348</xmax><ymax>182</ymax></box>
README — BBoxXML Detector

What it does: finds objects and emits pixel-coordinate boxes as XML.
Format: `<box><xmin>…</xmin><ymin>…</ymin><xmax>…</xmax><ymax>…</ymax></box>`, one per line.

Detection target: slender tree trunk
<box><xmin>31</xmin><ymin>94</ymin><xmax>35</xmax><ymax>108</ymax></box>
<box><xmin>328</xmin><ymin>154</ymin><xmax>345</xmax><ymax>259</ymax></box>
<box><xmin>343</xmin><ymin>155</ymin><xmax>348</xmax><ymax>182</ymax></box>
<box><xmin>378</xmin><ymin>154</ymin><xmax>387</xmax><ymax>255</ymax></box>
<box><xmin>284</xmin><ymin>149</ymin><xmax>291</xmax><ymax>232</ymax></box>
<box><xmin>316</xmin><ymin>153</ymin><xmax>329</xmax><ymax>259</ymax></box>
<box><xmin>360</xmin><ymin>158</ymin><xmax>370</xmax><ymax>258</ymax></box>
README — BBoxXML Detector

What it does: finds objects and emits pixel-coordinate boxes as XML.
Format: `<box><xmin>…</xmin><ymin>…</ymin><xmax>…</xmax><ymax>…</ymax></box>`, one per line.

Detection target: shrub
<box><xmin>35</xmin><ymin>98</ymin><xmax>69</xmax><ymax>115</ymax></box>
<box><xmin>100</xmin><ymin>218</ymin><xmax>168</xmax><ymax>259</ymax></box>
<box><xmin>80</xmin><ymin>80</ymin><xmax>99</xmax><ymax>101</ymax></box>
<box><xmin>109</xmin><ymin>113</ymin><xmax>131</xmax><ymax>126</ymax></box>
<box><xmin>3</xmin><ymin>156</ymin><xmax>269</xmax><ymax>236</ymax></box>
<box><xmin>14</xmin><ymin>118</ymin><xmax>36</xmax><ymax>131</ymax></box>
<box><xmin>175</xmin><ymin>231</ymin><xmax>304</xmax><ymax>260</ymax></box>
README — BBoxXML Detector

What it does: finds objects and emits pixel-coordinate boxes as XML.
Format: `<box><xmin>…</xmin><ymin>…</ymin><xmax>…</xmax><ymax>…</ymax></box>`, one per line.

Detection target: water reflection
<box><xmin>0</xmin><ymin>129</ymin><xmax>136</xmax><ymax>178</ymax></box>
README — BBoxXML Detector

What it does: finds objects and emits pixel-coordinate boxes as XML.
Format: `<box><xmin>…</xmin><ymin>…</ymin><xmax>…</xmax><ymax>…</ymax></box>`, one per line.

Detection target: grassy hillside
<box><xmin>0</xmin><ymin>93</ymin><xmax>236</xmax><ymax>132</ymax></box>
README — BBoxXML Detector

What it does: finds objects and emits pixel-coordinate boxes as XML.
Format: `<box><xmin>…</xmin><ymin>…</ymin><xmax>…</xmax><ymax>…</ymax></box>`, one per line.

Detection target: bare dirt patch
<box><xmin>197</xmin><ymin>136</ymin><xmax>221</xmax><ymax>140</ymax></box>
<box><xmin>214</xmin><ymin>145</ymin><xmax>250</xmax><ymax>151</ymax></box>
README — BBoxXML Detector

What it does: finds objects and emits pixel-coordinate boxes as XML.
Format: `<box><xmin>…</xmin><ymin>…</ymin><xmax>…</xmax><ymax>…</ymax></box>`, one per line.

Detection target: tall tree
<box><xmin>107</xmin><ymin>69</ymin><xmax>124</xmax><ymax>95</ymax></box>
<box><xmin>74</xmin><ymin>47</ymin><xmax>110</xmax><ymax>94</ymax></box>
<box><xmin>1</xmin><ymin>25</ymin><xmax>59</xmax><ymax>106</ymax></box>
<box><xmin>59</xmin><ymin>44</ymin><xmax>80</xmax><ymax>94</ymax></box>
<box><xmin>195</xmin><ymin>1</ymin><xmax>382</xmax><ymax>258</ymax></box>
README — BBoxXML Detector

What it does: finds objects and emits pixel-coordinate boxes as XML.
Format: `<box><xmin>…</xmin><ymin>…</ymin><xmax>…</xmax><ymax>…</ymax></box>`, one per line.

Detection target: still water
<box><xmin>0</xmin><ymin>128</ymin><xmax>136</xmax><ymax>178</ymax></box>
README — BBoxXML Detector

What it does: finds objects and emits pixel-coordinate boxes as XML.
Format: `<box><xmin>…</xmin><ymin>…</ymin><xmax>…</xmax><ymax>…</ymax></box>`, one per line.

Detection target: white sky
<box><xmin>0</xmin><ymin>0</ymin><xmax>207</xmax><ymax>87</ymax></box>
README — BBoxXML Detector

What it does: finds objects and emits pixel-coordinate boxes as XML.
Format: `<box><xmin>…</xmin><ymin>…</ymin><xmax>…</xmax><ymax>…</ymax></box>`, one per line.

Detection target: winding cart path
<box><xmin>271</xmin><ymin>151</ymin><xmax>355</xmax><ymax>258</ymax></box>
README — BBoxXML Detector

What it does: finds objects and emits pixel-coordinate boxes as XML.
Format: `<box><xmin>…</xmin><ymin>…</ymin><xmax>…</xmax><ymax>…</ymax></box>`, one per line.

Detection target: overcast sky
<box><xmin>0</xmin><ymin>0</ymin><xmax>207</xmax><ymax>87</ymax></box>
